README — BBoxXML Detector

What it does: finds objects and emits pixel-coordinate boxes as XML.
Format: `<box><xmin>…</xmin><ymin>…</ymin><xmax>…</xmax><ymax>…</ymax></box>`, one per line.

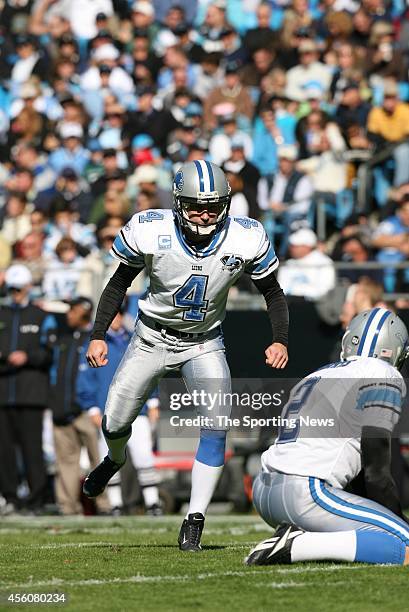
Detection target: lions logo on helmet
<box><xmin>341</xmin><ymin>307</ymin><xmax>409</xmax><ymax>370</ymax></box>
<box><xmin>173</xmin><ymin>160</ymin><xmax>231</xmax><ymax>240</ymax></box>
<box><xmin>174</xmin><ymin>170</ymin><xmax>184</xmax><ymax>192</ymax></box>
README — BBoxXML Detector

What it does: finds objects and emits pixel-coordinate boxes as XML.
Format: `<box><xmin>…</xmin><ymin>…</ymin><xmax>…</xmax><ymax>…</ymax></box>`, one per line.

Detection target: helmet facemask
<box><xmin>174</xmin><ymin>192</ymin><xmax>231</xmax><ymax>241</ymax></box>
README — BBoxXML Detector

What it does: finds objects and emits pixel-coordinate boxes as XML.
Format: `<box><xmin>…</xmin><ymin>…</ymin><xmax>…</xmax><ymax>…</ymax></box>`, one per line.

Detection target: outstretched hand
<box><xmin>265</xmin><ymin>343</ymin><xmax>288</xmax><ymax>369</ymax></box>
<box><xmin>86</xmin><ymin>340</ymin><xmax>108</xmax><ymax>368</ymax></box>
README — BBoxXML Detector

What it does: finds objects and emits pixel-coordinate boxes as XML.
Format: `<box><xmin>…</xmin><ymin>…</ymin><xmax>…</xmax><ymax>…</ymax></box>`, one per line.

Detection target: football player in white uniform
<box><xmin>83</xmin><ymin>161</ymin><xmax>289</xmax><ymax>551</ymax></box>
<box><xmin>246</xmin><ymin>308</ymin><xmax>409</xmax><ymax>566</ymax></box>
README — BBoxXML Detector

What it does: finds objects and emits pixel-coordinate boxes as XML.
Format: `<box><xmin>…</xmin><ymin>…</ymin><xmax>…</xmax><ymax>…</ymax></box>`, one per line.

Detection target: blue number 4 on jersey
<box><xmin>173</xmin><ymin>275</ymin><xmax>209</xmax><ymax>322</ymax></box>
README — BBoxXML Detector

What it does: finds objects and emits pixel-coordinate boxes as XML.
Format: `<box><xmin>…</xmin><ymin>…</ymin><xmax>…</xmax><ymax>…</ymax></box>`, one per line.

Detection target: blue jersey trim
<box><xmin>309</xmin><ymin>477</ymin><xmax>409</xmax><ymax>543</ymax></box>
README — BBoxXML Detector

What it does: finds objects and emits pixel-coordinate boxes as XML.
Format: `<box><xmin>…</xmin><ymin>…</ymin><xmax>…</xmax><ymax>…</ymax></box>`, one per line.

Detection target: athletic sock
<box><xmin>142</xmin><ymin>486</ymin><xmax>160</xmax><ymax>507</ymax></box>
<box><xmin>102</xmin><ymin>416</ymin><xmax>132</xmax><ymax>464</ymax></box>
<box><xmin>291</xmin><ymin>529</ymin><xmax>406</xmax><ymax>565</ymax></box>
<box><xmin>291</xmin><ymin>530</ymin><xmax>356</xmax><ymax>562</ymax></box>
<box><xmin>186</xmin><ymin>430</ymin><xmax>226</xmax><ymax>517</ymax></box>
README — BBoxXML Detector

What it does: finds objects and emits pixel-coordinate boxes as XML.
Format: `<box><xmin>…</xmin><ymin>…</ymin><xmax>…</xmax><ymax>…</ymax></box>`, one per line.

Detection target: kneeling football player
<box><xmin>246</xmin><ymin>308</ymin><xmax>409</xmax><ymax>566</ymax></box>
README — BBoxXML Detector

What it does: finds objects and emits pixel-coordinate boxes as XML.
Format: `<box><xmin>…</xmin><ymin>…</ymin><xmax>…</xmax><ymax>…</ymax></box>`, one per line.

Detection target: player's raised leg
<box><xmin>178</xmin><ymin>349</ymin><xmax>231</xmax><ymax>551</ymax></box>
<box><xmin>83</xmin><ymin>328</ymin><xmax>164</xmax><ymax>498</ymax></box>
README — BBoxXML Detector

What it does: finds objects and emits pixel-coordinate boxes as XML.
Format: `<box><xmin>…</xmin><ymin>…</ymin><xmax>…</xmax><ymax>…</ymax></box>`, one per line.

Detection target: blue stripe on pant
<box><xmin>309</xmin><ymin>478</ymin><xmax>409</xmax><ymax>545</ymax></box>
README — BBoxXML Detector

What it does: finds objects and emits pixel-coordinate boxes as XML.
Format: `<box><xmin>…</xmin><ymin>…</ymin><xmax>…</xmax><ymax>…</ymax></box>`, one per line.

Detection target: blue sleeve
<box><xmin>110</xmin><ymin>228</ymin><xmax>145</xmax><ymax>268</ymax></box>
<box><xmin>76</xmin><ymin>348</ymin><xmax>100</xmax><ymax>410</ymax></box>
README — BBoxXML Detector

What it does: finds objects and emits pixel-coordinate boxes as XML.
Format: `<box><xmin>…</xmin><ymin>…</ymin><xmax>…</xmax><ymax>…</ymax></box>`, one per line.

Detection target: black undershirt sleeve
<box><xmin>251</xmin><ymin>271</ymin><xmax>289</xmax><ymax>347</ymax></box>
<box><xmin>361</xmin><ymin>426</ymin><xmax>406</xmax><ymax>520</ymax></box>
<box><xmin>90</xmin><ymin>263</ymin><xmax>143</xmax><ymax>341</ymax></box>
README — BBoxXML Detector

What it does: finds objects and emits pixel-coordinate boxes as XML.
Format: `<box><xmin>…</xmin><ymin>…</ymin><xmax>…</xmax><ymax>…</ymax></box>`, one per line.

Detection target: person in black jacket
<box><xmin>0</xmin><ymin>264</ymin><xmax>53</xmax><ymax>513</ymax></box>
<box><xmin>49</xmin><ymin>297</ymin><xmax>111</xmax><ymax>515</ymax></box>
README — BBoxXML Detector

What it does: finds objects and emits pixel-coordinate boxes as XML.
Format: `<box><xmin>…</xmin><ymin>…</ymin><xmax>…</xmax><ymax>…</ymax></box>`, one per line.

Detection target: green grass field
<box><xmin>0</xmin><ymin>514</ymin><xmax>407</xmax><ymax>612</ymax></box>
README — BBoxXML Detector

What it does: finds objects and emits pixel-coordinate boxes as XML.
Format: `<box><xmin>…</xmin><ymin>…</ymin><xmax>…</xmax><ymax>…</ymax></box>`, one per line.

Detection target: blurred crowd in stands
<box><xmin>2</xmin><ymin>0</ymin><xmax>409</xmax><ymax>515</ymax></box>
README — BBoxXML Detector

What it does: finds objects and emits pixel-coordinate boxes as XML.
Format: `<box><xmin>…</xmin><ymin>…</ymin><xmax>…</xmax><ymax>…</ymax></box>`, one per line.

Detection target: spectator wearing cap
<box><xmin>10</xmin><ymin>35</ymin><xmax>48</xmax><ymax>85</ymax></box>
<box><xmin>219</xmin><ymin>25</ymin><xmax>247</xmax><ymax>66</ymax></box>
<box><xmin>122</xmin><ymin>85</ymin><xmax>179</xmax><ymax>156</ymax></box>
<box><xmin>173</xmin><ymin>20</ymin><xmax>203</xmax><ymax>65</ymax></box>
<box><xmin>44</xmin><ymin>198</ymin><xmax>96</xmax><ymax>258</ymax></box>
<box><xmin>203</xmin><ymin>60</ymin><xmax>254</xmax><ymax>128</ymax></box>
<box><xmin>128</xmin><ymin>164</ymin><xmax>173</xmax><ymax>209</ymax></box>
<box><xmin>130</xmin><ymin>134</ymin><xmax>158</xmax><ymax>168</ymax></box>
<box><xmin>48</xmin><ymin>297</ymin><xmax>111</xmax><ymax>515</ymax></box>
<box><xmin>334</xmin><ymin>82</ymin><xmax>371</xmax><ymax>146</ymax></box>
<box><xmin>258</xmin><ymin>145</ymin><xmax>314</xmax><ymax>229</ymax></box>
<box><xmin>35</xmin><ymin>166</ymin><xmax>90</xmax><ymax>220</ymax></box>
<box><xmin>208</xmin><ymin>107</ymin><xmax>253</xmax><ymax>166</ymax></box>
<box><xmin>80</xmin><ymin>43</ymin><xmax>133</xmax><ymax>94</ymax></box>
<box><xmin>367</xmin><ymin>80</ymin><xmax>409</xmax><ymax>187</ymax></box>
<box><xmin>129</xmin><ymin>1</ymin><xmax>159</xmax><ymax>46</ymax></box>
<box><xmin>42</xmin><ymin>237</ymin><xmax>85</xmax><ymax>302</ymax></box>
<box><xmin>277</xmin><ymin>228</ymin><xmax>336</xmax><ymax>299</ymax></box>
<box><xmin>48</xmin><ymin>122</ymin><xmax>89</xmax><ymax>175</ymax></box>
<box><xmin>0</xmin><ymin>264</ymin><xmax>54</xmax><ymax>513</ymax></box>
<box><xmin>285</xmin><ymin>39</ymin><xmax>332</xmax><ymax>102</ymax></box>
<box><xmin>223</xmin><ymin>135</ymin><xmax>261</xmax><ymax>219</ymax></box>
<box><xmin>364</xmin><ymin>21</ymin><xmax>405</xmax><ymax>81</ymax></box>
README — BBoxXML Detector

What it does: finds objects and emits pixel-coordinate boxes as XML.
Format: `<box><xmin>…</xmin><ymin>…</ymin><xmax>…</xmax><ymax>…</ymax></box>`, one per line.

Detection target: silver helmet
<box><xmin>341</xmin><ymin>307</ymin><xmax>409</xmax><ymax>369</ymax></box>
<box><xmin>173</xmin><ymin>160</ymin><xmax>231</xmax><ymax>238</ymax></box>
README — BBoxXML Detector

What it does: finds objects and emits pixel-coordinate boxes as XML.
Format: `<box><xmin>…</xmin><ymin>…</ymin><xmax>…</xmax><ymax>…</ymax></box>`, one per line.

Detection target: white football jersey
<box><xmin>110</xmin><ymin>209</ymin><xmax>278</xmax><ymax>332</ymax></box>
<box><xmin>262</xmin><ymin>357</ymin><xmax>406</xmax><ymax>488</ymax></box>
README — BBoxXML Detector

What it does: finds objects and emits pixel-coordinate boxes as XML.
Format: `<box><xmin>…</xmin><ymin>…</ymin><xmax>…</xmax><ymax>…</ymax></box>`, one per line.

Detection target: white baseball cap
<box><xmin>289</xmin><ymin>229</ymin><xmax>317</xmax><ymax>247</ymax></box>
<box><xmin>92</xmin><ymin>43</ymin><xmax>120</xmax><ymax>62</ymax></box>
<box><xmin>59</xmin><ymin>122</ymin><xmax>83</xmax><ymax>139</ymax></box>
<box><xmin>278</xmin><ymin>145</ymin><xmax>298</xmax><ymax>161</ymax></box>
<box><xmin>5</xmin><ymin>264</ymin><xmax>33</xmax><ymax>288</ymax></box>
<box><xmin>132</xmin><ymin>1</ymin><xmax>154</xmax><ymax>16</ymax></box>
<box><xmin>134</xmin><ymin>164</ymin><xmax>158</xmax><ymax>184</ymax></box>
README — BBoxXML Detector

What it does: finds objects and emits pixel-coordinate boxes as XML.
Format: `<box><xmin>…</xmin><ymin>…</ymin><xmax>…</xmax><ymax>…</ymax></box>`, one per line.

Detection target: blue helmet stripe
<box><xmin>357</xmin><ymin>308</ymin><xmax>380</xmax><ymax>356</ymax></box>
<box><xmin>194</xmin><ymin>160</ymin><xmax>205</xmax><ymax>192</ymax></box>
<box><xmin>368</xmin><ymin>310</ymin><xmax>391</xmax><ymax>357</ymax></box>
<box><xmin>204</xmin><ymin>160</ymin><xmax>215</xmax><ymax>191</ymax></box>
